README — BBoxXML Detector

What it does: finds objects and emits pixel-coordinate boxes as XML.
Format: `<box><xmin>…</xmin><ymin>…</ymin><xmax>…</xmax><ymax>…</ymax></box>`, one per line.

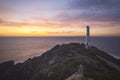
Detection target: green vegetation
<box><xmin>48</xmin><ymin>58</ymin><xmax>85</xmax><ymax>80</ymax></box>
<box><xmin>64</xmin><ymin>58</ymin><xmax>85</xmax><ymax>66</ymax></box>
<box><xmin>86</xmin><ymin>71</ymin><xmax>120</xmax><ymax>80</ymax></box>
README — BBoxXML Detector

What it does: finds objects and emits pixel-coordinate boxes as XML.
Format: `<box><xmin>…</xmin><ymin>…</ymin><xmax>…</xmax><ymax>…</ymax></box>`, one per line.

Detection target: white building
<box><xmin>86</xmin><ymin>26</ymin><xmax>91</xmax><ymax>47</ymax></box>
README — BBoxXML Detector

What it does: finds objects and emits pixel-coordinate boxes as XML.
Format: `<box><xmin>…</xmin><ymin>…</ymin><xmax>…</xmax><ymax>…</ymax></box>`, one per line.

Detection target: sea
<box><xmin>0</xmin><ymin>37</ymin><xmax>120</xmax><ymax>63</ymax></box>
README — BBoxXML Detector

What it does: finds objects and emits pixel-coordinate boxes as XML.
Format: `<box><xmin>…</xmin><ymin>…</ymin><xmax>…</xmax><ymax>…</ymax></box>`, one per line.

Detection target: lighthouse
<box><xmin>86</xmin><ymin>26</ymin><xmax>90</xmax><ymax>47</ymax></box>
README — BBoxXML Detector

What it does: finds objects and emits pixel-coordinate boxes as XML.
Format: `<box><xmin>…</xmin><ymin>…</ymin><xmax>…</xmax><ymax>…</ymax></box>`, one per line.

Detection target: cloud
<box><xmin>47</xmin><ymin>31</ymin><xmax>83</xmax><ymax>36</ymax></box>
<box><xmin>0</xmin><ymin>18</ymin><xmax>74</xmax><ymax>28</ymax></box>
<box><xmin>0</xmin><ymin>0</ymin><xmax>120</xmax><ymax>29</ymax></box>
<box><xmin>47</xmin><ymin>31</ymin><xmax>74</xmax><ymax>34</ymax></box>
<box><xmin>56</xmin><ymin>0</ymin><xmax>120</xmax><ymax>24</ymax></box>
<box><xmin>69</xmin><ymin>0</ymin><xmax>120</xmax><ymax>9</ymax></box>
<box><xmin>0</xmin><ymin>1</ymin><xmax>17</xmax><ymax>20</ymax></box>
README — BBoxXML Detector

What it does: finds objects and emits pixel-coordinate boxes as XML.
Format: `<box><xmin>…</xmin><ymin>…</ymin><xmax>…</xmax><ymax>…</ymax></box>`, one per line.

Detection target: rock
<box><xmin>65</xmin><ymin>64</ymin><xmax>95</xmax><ymax>80</ymax></box>
<box><xmin>0</xmin><ymin>43</ymin><xmax>120</xmax><ymax>80</ymax></box>
<box><xmin>65</xmin><ymin>64</ymin><xmax>84</xmax><ymax>80</ymax></box>
<box><xmin>48</xmin><ymin>59</ymin><xmax>55</xmax><ymax>65</ymax></box>
<box><xmin>0</xmin><ymin>61</ymin><xmax>14</xmax><ymax>80</ymax></box>
<box><xmin>0</xmin><ymin>60</ymin><xmax>14</xmax><ymax>73</ymax></box>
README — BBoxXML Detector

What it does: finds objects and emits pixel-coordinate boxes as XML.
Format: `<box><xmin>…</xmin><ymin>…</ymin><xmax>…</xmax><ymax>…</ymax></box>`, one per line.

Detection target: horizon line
<box><xmin>0</xmin><ymin>35</ymin><xmax>120</xmax><ymax>37</ymax></box>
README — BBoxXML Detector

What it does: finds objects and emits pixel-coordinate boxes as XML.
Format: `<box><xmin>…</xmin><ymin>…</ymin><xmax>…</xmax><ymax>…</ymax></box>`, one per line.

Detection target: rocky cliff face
<box><xmin>0</xmin><ymin>43</ymin><xmax>120</xmax><ymax>80</ymax></box>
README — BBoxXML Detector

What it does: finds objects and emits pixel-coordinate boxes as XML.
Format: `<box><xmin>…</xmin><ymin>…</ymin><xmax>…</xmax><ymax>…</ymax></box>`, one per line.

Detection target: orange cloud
<box><xmin>0</xmin><ymin>17</ymin><xmax>120</xmax><ymax>37</ymax></box>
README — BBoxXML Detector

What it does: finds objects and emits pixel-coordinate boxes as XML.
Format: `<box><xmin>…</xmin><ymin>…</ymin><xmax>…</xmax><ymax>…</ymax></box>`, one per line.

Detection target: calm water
<box><xmin>0</xmin><ymin>37</ymin><xmax>120</xmax><ymax>63</ymax></box>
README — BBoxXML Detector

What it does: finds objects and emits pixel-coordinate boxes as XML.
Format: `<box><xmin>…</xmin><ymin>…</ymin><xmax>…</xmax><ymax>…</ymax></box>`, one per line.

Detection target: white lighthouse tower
<box><xmin>86</xmin><ymin>26</ymin><xmax>90</xmax><ymax>47</ymax></box>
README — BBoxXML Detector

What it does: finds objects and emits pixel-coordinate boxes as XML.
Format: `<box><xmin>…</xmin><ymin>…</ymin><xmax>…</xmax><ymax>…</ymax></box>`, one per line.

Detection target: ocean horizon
<box><xmin>0</xmin><ymin>36</ymin><xmax>120</xmax><ymax>63</ymax></box>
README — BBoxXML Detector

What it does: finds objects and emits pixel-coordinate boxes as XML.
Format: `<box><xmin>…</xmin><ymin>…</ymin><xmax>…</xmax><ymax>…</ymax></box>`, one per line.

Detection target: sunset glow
<box><xmin>0</xmin><ymin>0</ymin><xmax>120</xmax><ymax>36</ymax></box>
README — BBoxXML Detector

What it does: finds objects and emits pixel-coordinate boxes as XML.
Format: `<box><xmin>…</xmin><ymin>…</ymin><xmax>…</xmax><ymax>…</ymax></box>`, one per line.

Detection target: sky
<box><xmin>0</xmin><ymin>0</ymin><xmax>120</xmax><ymax>36</ymax></box>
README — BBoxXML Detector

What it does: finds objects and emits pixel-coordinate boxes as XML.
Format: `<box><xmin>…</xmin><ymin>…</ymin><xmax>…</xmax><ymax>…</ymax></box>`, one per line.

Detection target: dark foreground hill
<box><xmin>0</xmin><ymin>43</ymin><xmax>120</xmax><ymax>80</ymax></box>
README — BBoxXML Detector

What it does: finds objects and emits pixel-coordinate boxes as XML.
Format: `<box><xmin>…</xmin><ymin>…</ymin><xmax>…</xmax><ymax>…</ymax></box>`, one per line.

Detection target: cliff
<box><xmin>0</xmin><ymin>43</ymin><xmax>120</xmax><ymax>80</ymax></box>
